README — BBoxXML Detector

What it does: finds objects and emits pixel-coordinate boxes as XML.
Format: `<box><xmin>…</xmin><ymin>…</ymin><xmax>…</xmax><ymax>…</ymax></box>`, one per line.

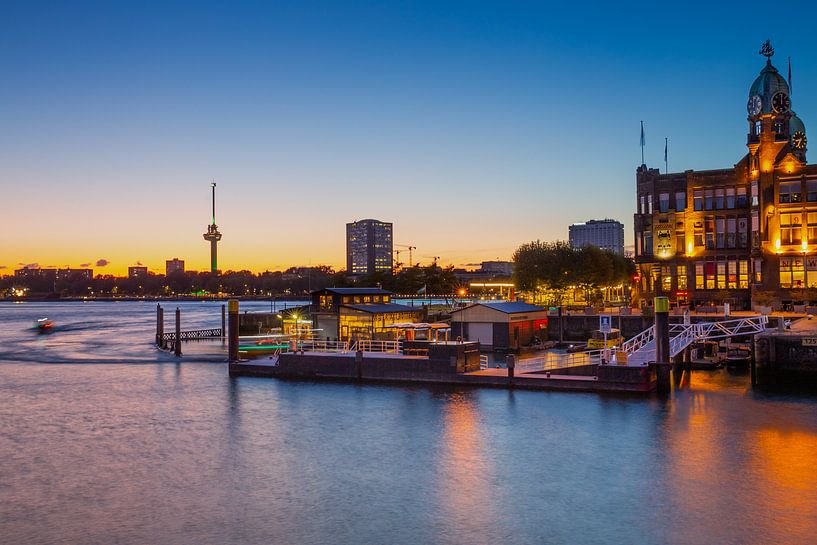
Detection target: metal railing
<box><xmin>356</xmin><ymin>340</ymin><xmax>402</xmax><ymax>353</ymax></box>
<box><xmin>515</xmin><ymin>350</ymin><xmax>605</xmax><ymax>373</ymax></box>
<box><xmin>479</xmin><ymin>355</ymin><xmax>490</xmax><ymax>370</ymax></box>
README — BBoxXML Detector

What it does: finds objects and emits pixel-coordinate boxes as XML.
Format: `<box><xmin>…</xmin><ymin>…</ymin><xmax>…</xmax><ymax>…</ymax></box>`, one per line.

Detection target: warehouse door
<box><xmin>467</xmin><ymin>322</ymin><xmax>494</xmax><ymax>345</ymax></box>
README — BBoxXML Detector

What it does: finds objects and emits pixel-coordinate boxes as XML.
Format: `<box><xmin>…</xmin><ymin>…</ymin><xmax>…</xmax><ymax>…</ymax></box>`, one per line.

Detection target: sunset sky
<box><xmin>3</xmin><ymin>1</ymin><xmax>817</xmax><ymax>275</ymax></box>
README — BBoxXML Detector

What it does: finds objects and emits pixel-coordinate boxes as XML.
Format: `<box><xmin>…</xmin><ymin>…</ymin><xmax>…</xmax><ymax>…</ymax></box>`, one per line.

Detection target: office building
<box><xmin>166</xmin><ymin>258</ymin><xmax>185</xmax><ymax>276</ymax></box>
<box><xmin>346</xmin><ymin>219</ymin><xmax>393</xmax><ymax>275</ymax></box>
<box><xmin>569</xmin><ymin>219</ymin><xmax>625</xmax><ymax>255</ymax></box>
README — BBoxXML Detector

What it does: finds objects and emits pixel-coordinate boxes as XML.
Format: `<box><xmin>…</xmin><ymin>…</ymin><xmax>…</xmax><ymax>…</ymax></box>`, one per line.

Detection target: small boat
<box><xmin>587</xmin><ymin>328</ymin><xmax>623</xmax><ymax>350</ymax></box>
<box><xmin>691</xmin><ymin>341</ymin><xmax>724</xmax><ymax>370</ymax></box>
<box><xmin>725</xmin><ymin>345</ymin><xmax>751</xmax><ymax>369</ymax></box>
<box><xmin>34</xmin><ymin>318</ymin><xmax>54</xmax><ymax>332</ymax></box>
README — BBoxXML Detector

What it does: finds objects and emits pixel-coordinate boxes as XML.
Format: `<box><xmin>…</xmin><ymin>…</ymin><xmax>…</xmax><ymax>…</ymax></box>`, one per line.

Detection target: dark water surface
<box><xmin>2</xmin><ymin>301</ymin><xmax>817</xmax><ymax>545</ymax></box>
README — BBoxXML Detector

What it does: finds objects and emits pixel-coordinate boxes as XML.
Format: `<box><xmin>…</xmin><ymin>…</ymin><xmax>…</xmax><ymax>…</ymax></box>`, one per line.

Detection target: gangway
<box><xmin>517</xmin><ymin>315</ymin><xmax>769</xmax><ymax>372</ymax></box>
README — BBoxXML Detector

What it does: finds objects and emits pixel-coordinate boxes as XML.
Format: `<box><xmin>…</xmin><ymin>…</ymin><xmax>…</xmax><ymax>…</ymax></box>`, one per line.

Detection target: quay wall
<box><xmin>754</xmin><ymin>332</ymin><xmax>817</xmax><ymax>386</ymax></box>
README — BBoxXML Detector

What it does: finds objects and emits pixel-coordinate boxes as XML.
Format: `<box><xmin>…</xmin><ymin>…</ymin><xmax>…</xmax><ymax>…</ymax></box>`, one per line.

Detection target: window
<box><xmin>780</xmin><ymin>257</ymin><xmax>805</xmax><ymax>289</ymax></box>
<box><xmin>726</xmin><ymin>187</ymin><xmax>735</xmax><ymax>209</ymax></box>
<box><xmin>753</xmin><ymin>258</ymin><xmax>762</xmax><ymax>284</ymax></box>
<box><xmin>717</xmin><ymin>261</ymin><xmax>727</xmax><ymax>289</ymax></box>
<box><xmin>640</xmin><ymin>195</ymin><xmax>646</xmax><ymax>214</ymax></box>
<box><xmin>808</xmin><ymin>257</ymin><xmax>817</xmax><ymax>289</ymax></box>
<box><xmin>737</xmin><ymin>186</ymin><xmax>748</xmax><ymax>208</ymax></box>
<box><xmin>635</xmin><ymin>232</ymin><xmax>642</xmax><ymax>256</ymax></box>
<box><xmin>647</xmin><ymin>194</ymin><xmax>653</xmax><ymax>214</ymax></box>
<box><xmin>809</xmin><ymin>213</ymin><xmax>817</xmax><ymax>243</ymax></box>
<box><xmin>727</xmin><ymin>261</ymin><xmax>737</xmax><ymax>289</ymax></box>
<box><xmin>675</xmin><ymin>191</ymin><xmax>686</xmax><ymax>212</ymax></box>
<box><xmin>808</xmin><ymin>180</ymin><xmax>817</xmax><ymax>202</ymax></box>
<box><xmin>643</xmin><ymin>231</ymin><xmax>653</xmax><ymax>256</ymax></box>
<box><xmin>738</xmin><ymin>217</ymin><xmax>749</xmax><ymax>248</ymax></box>
<box><xmin>727</xmin><ymin>217</ymin><xmax>737</xmax><ymax>249</ymax></box>
<box><xmin>694</xmin><ymin>221</ymin><xmax>704</xmax><ymax>247</ymax></box>
<box><xmin>751</xmin><ymin>181</ymin><xmax>759</xmax><ymax>207</ymax></box>
<box><xmin>715</xmin><ymin>188</ymin><xmax>725</xmax><ymax>209</ymax></box>
<box><xmin>695</xmin><ymin>262</ymin><xmax>704</xmax><ymax>289</ymax></box>
<box><xmin>661</xmin><ymin>266</ymin><xmax>672</xmax><ymax>292</ymax></box>
<box><xmin>694</xmin><ymin>190</ymin><xmax>704</xmax><ymax>211</ymax></box>
<box><xmin>705</xmin><ymin>262</ymin><xmax>715</xmax><ymax>289</ymax></box>
<box><xmin>739</xmin><ymin>261</ymin><xmax>749</xmax><ymax>289</ymax></box>
<box><xmin>659</xmin><ymin>192</ymin><xmax>670</xmax><ymax>213</ymax></box>
<box><xmin>780</xmin><ymin>180</ymin><xmax>802</xmax><ymax>203</ymax></box>
<box><xmin>754</xmin><ymin>120</ymin><xmax>762</xmax><ymax>135</ymax></box>
<box><xmin>715</xmin><ymin>218</ymin><xmax>725</xmax><ymax>249</ymax></box>
<box><xmin>705</xmin><ymin>218</ymin><xmax>715</xmax><ymax>250</ymax></box>
<box><xmin>678</xmin><ymin>265</ymin><xmax>688</xmax><ymax>290</ymax></box>
<box><xmin>780</xmin><ymin>212</ymin><xmax>803</xmax><ymax>245</ymax></box>
<box><xmin>705</xmin><ymin>190</ymin><xmax>714</xmax><ymax>210</ymax></box>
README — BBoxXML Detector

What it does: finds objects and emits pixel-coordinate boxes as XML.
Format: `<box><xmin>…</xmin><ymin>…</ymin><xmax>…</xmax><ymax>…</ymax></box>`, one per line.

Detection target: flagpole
<box><xmin>664</xmin><ymin>137</ymin><xmax>668</xmax><ymax>174</ymax></box>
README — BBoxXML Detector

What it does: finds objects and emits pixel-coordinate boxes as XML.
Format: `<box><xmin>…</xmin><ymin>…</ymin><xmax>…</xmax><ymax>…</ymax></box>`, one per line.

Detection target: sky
<box><xmin>3</xmin><ymin>0</ymin><xmax>817</xmax><ymax>275</ymax></box>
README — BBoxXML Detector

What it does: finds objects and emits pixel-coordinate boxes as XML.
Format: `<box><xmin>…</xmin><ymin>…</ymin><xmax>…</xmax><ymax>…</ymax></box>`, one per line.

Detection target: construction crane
<box><xmin>395</xmin><ymin>244</ymin><xmax>416</xmax><ymax>267</ymax></box>
<box><xmin>393</xmin><ymin>249</ymin><xmax>404</xmax><ymax>270</ymax></box>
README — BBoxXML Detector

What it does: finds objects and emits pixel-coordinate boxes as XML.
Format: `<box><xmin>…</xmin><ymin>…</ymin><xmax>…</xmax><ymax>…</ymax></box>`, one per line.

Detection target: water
<box><xmin>1</xmin><ymin>301</ymin><xmax>817</xmax><ymax>545</ymax></box>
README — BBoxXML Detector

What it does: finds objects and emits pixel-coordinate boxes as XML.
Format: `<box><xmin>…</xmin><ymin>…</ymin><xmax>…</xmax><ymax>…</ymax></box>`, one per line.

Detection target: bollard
<box><xmin>228</xmin><ymin>299</ymin><xmax>239</xmax><ymax>362</ymax></box>
<box><xmin>221</xmin><ymin>304</ymin><xmax>226</xmax><ymax>339</ymax></box>
<box><xmin>506</xmin><ymin>354</ymin><xmax>515</xmax><ymax>387</ymax></box>
<box><xmin>654</xmin><ymin>296</ymin><xmax>671</xmax><ymax>394</ymax></box>
<box><xmin>174</xmin><ymin>307</ymin><xmax>182</xmax><ymax>357</ymax></box>
<box><xmin>159</xmin><ymin>307</ymin><xmax>166</xmax><ymax>349</ymax></box>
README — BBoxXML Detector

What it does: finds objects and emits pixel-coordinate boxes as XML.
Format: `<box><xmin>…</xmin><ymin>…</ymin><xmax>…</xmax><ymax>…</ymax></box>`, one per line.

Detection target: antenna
<box><xmin>211</xmin><ymin>182</ymin><xmax>216</xmax><ymax>225</ymax></box>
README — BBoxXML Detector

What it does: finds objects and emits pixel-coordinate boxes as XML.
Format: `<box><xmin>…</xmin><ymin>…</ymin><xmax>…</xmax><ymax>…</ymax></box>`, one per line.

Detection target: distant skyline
<box><xmin>3</xmin><ymin>1</ymin><xmax>817</xmax><ymax>275</ymax></box>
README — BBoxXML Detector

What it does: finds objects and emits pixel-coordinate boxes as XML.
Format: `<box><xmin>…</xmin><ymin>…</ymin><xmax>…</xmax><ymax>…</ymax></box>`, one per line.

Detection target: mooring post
<box><xmin>228</xmin><ymin>299</ymin><xmax>239</xmax><ymax>362</ymax></box>
<box><xmin>506</xmin><ymin>354</ymin><xmax>515</xmax><ymax>388</ymax></box>
<box><xmin>156</xmin><ymin>303</ymin><xmax>161</xmax><ymax>345</ymax></box>
<box><xmin>174</xmin><ymin>307</ymin><xmax>182</xmax><ymax>357</ymax></box>
<box><xmin>159</xmin><ymin>306</ymin><xmax>166</xmax><ymax>349</ymax></box>
<box><xmin>558</xmin><ymin>305</ymin><xmax>564</xmax><ymax>347</ymax></box>
<box><xmin>654</xmin><ymin>296</ymin><xmax>671</xmax><ymax>394</ymax></box>
<box><xmin>221</xmin><ymin>304</ymin><xmax>226</xmax><ymax>338</ymax></box>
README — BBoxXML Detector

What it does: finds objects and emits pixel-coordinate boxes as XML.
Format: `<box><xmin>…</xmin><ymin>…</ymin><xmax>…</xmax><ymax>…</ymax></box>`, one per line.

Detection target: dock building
<box><xmin>450</xmin><ymin>301</ymin><xmax>548</xmax><ymax>350</ymax></box>
<box><xmin>635</xmin><ymin>42</ymin><xmax>814</xmax><ymax>310</ymax></box>
<box><xmin>311</xmin><ymin>287</ymin><xmax>421</xmax><ymax>341</ymax></box>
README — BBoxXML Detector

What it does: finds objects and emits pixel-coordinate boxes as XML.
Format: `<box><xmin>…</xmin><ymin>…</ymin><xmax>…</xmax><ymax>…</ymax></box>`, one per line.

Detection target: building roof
<box><xmin>451</xmin><ymin>301</ymin><xmax>546</xmax><ymax>314</ymax></box>
<box><xmin>749</xmin><ymin>59</ymin><xmax>789</xmax><ymax>115</ymax></box>
<box><xmin>342</xmin><ymin>303</ymin><xmax>420</xmax><ymax>314</ymax></box>
<box><xmin>316</xmin><ymin>287</ymin><xmax>392</xmax><ymax>295</ymax></box>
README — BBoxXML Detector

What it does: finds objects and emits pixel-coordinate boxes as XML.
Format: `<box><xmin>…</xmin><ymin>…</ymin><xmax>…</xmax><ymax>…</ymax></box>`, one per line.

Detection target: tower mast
<box><xmin>203</xmin><ymin>182</ymin><xmax>222</xmax><ymax>273</ymax></box>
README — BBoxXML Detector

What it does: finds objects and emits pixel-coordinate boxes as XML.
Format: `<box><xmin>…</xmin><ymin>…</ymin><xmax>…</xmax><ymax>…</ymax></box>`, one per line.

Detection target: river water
<box><xmin>1</xmin><ymin>301</ymin><xmax>816</xmax><ymax>545</ymax></box>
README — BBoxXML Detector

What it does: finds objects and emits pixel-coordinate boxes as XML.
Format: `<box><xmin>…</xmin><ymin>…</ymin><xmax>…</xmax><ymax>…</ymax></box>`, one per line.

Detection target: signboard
<box><xmin>599</xmin><ymin>314</ymin><xmax>612</xmax><ymax>334</ymax></box>
<box><xmin>802</xmin><ymin>338</ymin><xmax>817</xmax><ymax>346</ymax></box>
<box><xmin>653</xmin><ymin>222</ymin><xmax>675</xmax><ymax>258</ymax></box>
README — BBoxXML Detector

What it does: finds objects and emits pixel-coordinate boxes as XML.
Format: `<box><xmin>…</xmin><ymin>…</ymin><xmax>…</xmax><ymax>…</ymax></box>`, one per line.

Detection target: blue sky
<box><xmin>2</xmin><ymin>0</ymin><xmax>817</xmax><ymax>273</ymax></box>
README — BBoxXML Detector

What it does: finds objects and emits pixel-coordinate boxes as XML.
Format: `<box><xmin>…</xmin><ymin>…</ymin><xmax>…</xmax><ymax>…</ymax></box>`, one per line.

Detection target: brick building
<box><xmin>635</xmin><ymin>42</ymin><xmax>812</xmax><ymax>310</ymax></box>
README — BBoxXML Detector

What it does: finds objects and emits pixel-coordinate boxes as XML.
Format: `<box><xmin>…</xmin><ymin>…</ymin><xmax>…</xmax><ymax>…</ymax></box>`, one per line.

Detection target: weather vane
<box><xmin>760</xmin><ymin>40</ymin><xmax>774</xmax><ymax>59</ymax></box>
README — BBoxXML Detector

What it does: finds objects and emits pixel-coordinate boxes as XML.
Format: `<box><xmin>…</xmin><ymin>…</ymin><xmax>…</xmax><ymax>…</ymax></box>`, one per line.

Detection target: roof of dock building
<box><xmin>451</xmin><ymin>301</ymin><xmax>546</xmax><ymax>314</ymax></box>
<box><xmin>342</xmin><ymin>303</ymin><xmax>421</xmax><ymax>314</ymax></box>
<box><xmin>315</xmin><ymin>287</ymin><xmax>392</xmax><ymax>295</ymax></box>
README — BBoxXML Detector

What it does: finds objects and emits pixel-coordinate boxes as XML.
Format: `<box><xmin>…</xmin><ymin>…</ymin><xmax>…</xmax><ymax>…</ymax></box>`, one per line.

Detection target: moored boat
<box><xmin>34</xmin><ymin>318</ymin><xmax>54</xmax><ymax>332</ymax></box>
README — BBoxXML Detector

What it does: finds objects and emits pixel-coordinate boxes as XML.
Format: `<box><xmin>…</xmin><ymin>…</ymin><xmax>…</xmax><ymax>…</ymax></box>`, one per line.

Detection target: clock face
<box><xmin>772</xmin><ymin>92</ymin><xmax>791</xmax><ymax>113</ymax></box>
<box><xmin>747</xmin><ymin>95</ymin><xmax>762</xmax><ymax>116</ymax></box>
<box><xmin>793</xmin><ymin>130</ymin><xmax>807</xmax><ymax>149</ymax></box>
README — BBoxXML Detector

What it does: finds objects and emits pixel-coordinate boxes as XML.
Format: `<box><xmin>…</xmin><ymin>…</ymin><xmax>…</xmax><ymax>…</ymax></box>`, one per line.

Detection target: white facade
<box><xmin>569</xmin><ymin>219</ymin><xmax>625</xmax><ymax>255</ymax></box>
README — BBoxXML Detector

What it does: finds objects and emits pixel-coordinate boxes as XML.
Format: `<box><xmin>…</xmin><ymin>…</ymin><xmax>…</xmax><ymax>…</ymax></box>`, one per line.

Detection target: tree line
<box><xmin>512</xmin><ymin>241</ymin><xmax>635</xmax><ymax>304</ymax></box>
<box><xmin>1</xmin><ymin>264</ymin><xmax>462</xmax><ymax>298</ymax></box>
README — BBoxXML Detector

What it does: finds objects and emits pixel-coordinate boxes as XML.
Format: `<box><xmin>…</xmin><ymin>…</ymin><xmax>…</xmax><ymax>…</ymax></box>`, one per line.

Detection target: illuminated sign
<box><xmin>653</xmin><ymin>222</ymin><xmax>675</xmax><ymax>258</ymax></box>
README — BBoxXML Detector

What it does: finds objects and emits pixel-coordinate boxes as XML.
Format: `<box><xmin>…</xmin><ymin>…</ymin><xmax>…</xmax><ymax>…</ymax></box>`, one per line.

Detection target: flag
<box><xmin>640</xmin><ymin>121</ymin><xmax>645</xmax><ymax>147</ymax></box>
<box><xmin>664</xmin><ymin>138</ymin><xmax>668</xmax><ymax>163</ymax></box>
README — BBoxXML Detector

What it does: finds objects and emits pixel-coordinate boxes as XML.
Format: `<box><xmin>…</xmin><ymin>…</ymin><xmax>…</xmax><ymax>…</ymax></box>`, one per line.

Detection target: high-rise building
<box><xmin>569</xmin><ymin>219</ymin><xmax>625</xmax><ymax>255</ymax></box>
<box><xmin>166</xmin><ymin>258</ymin><xmax>185</xmax><ymax>276</ymax></box>
<box><xmin>634</xmin><ymin>42</ymin><xmax>813</xmax><ymax>309</ymax></box>
<box><xmin>128</xmin><ymin>266</ymin><xmax>148</xmax><ymax>279</ymax></box>
<box><xmin>346</xmin><ymin>219</ymin><xmax>393</xmax><ymax>275</ymax></box>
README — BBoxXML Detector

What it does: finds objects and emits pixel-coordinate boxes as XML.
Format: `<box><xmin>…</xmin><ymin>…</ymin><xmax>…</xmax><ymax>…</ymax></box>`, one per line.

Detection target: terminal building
<box><xmin>346</xmin><ymin>219</ymin><xmax>393</xmax><ymax>276</ymax></box>
<box><xmin>569</xmin><ymin>219</ymin><xmax>625</xmax><ymax>255</ymax></box>
<box><xmin>634</xmin><ymin>42</ymin><xmax>813</xmax><ymax>310</ymax></box>
<box><xmin>310</xmin><ymin>287</ymin><xmax>421</xmax><ymax>341</ymax></box>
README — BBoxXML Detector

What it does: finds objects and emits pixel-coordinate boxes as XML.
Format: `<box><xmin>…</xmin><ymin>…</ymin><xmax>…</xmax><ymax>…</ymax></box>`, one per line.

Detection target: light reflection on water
<box><xmin>1</xmin><ymin>302</ymin><xmax>817</xmax><ymax>545</ymax></box>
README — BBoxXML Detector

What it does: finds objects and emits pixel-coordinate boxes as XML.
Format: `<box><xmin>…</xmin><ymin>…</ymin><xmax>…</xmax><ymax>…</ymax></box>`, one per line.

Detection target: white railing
<box><xmin>479</xmin><ymin>355</ymin><xmax>490</xmax><ymax>370</ymax></box>
<box><xmin>287</xmin><ymin>340</ymin><xmax>353</xmax><ymax>353</ymax></box>
<box><xmin>516</xmin><ymin>349</ymin><xmax>605</xmax><ymax>373</ymax></box>
<box><xmin>621</xmin><ymin>325</ymin><xmax>655</xmax><ymax>353</ymax></box>
<box><xmin>357</xmin><ymin>340</ymin><xmax>402</xmax><ymax>353</ymax></box>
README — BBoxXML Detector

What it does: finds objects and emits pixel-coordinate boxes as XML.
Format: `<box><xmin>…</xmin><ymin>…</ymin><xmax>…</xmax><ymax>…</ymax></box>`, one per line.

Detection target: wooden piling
<box><xmin>221</xmin><ymin>304</ymin><xmax>226</xmax><ymax>338</ymax></box>
<box><xmin>228</xmin><ymin>299</ymin><xmax>239</xmax><ymax>362</ymax></box>
<box><xmin>654</xmin><ymin>296</ymin><xmax>671</xmax><ymax>394</ymax></box>
<box><xmin>174</xmin><ymin>307</ymin><xmax>182</xmax><ymax>357</ymax></box>
<box><xmin>156</xmin><ymin>303</ymin><xmax>161</xmax><ymax>345</ymax></box>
